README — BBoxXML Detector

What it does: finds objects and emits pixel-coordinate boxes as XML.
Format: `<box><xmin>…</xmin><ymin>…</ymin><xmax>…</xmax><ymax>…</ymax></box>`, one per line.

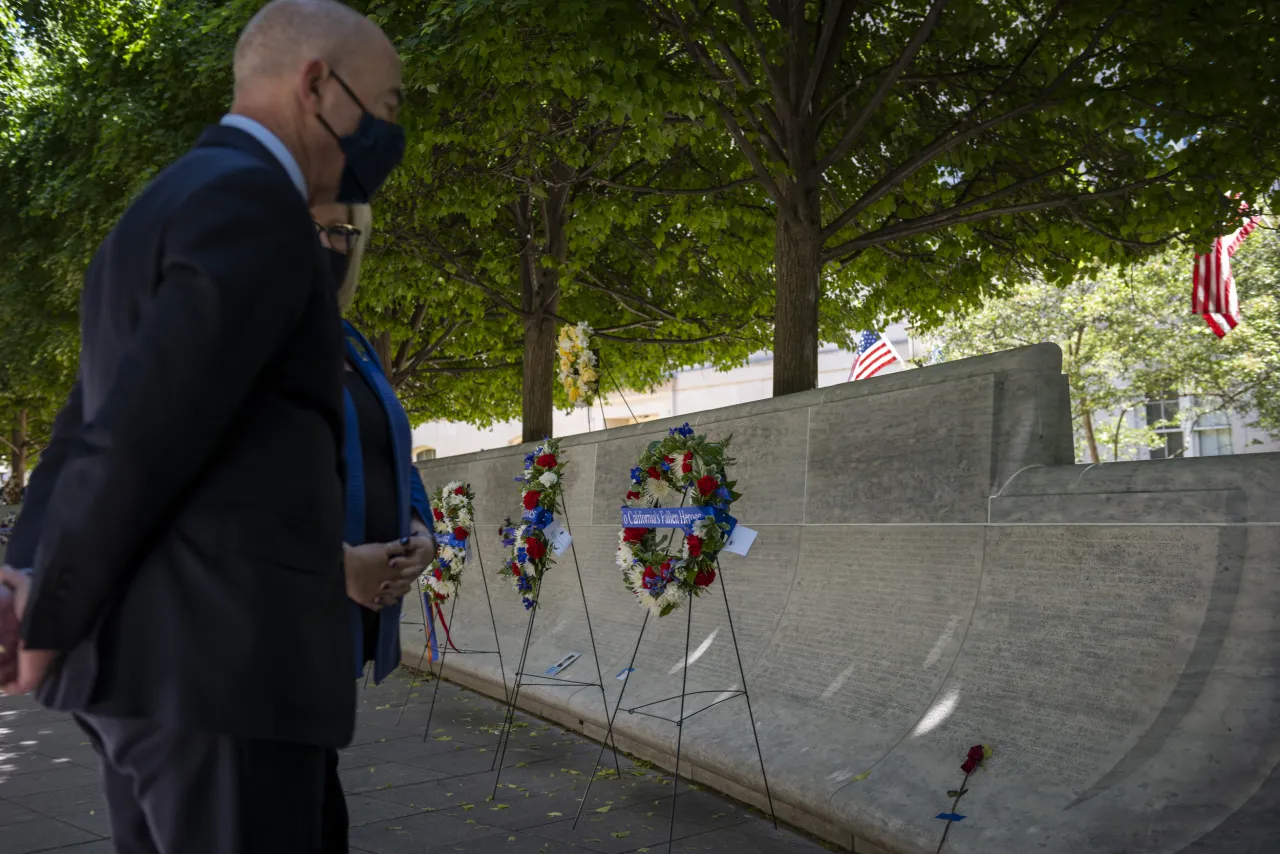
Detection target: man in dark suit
<box><xmin>0</xmin><ymin>1</ymin><xmax>407</xmax><ymax>851</ymax></box>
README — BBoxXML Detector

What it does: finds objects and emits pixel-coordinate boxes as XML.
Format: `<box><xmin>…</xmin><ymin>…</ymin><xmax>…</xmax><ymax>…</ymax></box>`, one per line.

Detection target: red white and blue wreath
<box><xmin>500</xmin><ymin>438</ymin><xmax>567</xmax><ymax>610</ymax></box>
<box><xmin>617</xmin><ymin>423</ymin><xmax>740</xmax><ymax>617</ymax></box>
<box><xmin>422</xmin><ymin>481</ymin><xmax>474</xmax><ymax>604</ymax></box>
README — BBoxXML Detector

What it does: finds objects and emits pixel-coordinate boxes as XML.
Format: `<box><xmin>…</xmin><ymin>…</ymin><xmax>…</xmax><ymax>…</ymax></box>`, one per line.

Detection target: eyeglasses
<box><xmin>315</xmin><ymin>222</ymin><xmax>361</xmax><ymax>254</ymax></box>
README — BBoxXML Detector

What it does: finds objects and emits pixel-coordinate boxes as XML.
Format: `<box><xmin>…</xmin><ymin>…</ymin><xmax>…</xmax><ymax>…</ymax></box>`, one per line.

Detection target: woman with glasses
<box><xmin>312</xmin><ymin>202</ymin><xmax>437</xmax><ymax>851</ymax></box>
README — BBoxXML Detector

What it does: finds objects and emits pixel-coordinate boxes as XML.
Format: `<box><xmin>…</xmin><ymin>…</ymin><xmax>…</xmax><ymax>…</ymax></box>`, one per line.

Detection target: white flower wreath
<box><xmin>420</xmin><ymin>481</ymin><xmax>475</xmax><ymax>604</ymax></box>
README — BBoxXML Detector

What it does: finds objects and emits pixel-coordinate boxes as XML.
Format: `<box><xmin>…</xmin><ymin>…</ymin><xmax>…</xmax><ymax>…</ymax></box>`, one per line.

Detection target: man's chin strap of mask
<box><xmin>316</xmin><ymin>70</ymin><xmax>406</xmax><ymax>205</ymax></box>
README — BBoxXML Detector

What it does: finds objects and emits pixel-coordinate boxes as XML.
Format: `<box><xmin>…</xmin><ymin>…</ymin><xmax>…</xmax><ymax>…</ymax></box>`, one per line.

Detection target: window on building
<box><xmin>1145</xmin><ymin>394</ymin><xmax>1184</xmax><ymax>459</ymax></box>
<box><xmin>1194</xmin><ymin>410</ymin><xmax>1233</xmax><ymax>457</ymax></box>
<box><xmin>413</xmin><ymin>446</ymin><xmax>436</xmax><ymax>462</ymax></box>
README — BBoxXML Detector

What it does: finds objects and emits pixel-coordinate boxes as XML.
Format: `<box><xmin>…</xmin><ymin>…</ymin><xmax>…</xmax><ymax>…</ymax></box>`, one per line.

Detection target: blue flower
<box><xmin>522</xmin><ymin>597</ymin><xmax>536</xmax><ymax>610</ymax></box>
<box><xmin>669</xmin><ymin>422</ymin><xmax>695</xmax><ymax>438</ymax></box>
<box><xmin>532</xmin><ymin>507</ymin><xmax>554</xmax><ymax>529</ymax></box>
<box><xmin>715</xmin><ymin>485</ymin><xmax>731</xmax><ymax>501</ymax></box>
<box><xmin>439</xmin><ymin>559</ymin><xmax>452</xmax><ymax>572</ymax></box>
<box><xmin>524</xmin><ymin>451</ymin><xmax>536</xmax><ymax>468</ymax></box>
<box><xmin>516</xmin><ymin>547</ymin><xmax>528</xmax><ymax>564</ymax></box>
<box><xmin>630</xmin><ymin>466</ymin><xmax>644</xmax><ymax>484</ymax></box>
<box><xmin>660</xmin><ymin>460</ymin><xmax>672</xmax><ymax>472</ymax></box>
<box><xmin>517</xmin><ymin>574</ymin><xmax>533</xmax><ymax>593</ymax></box>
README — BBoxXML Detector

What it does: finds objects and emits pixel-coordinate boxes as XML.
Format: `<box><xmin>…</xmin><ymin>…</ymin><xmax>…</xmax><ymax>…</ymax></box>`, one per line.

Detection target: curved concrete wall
<box><xmin>408</xmin><ymin>344</ymin><xmax>1280</xmax><ymax>854</ymax></box>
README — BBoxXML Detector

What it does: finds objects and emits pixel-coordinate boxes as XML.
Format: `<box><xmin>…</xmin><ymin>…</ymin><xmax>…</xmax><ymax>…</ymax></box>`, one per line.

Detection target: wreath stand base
<box><xmin>394</xmin><ymin>530</ymin><xmax>513</xmax><ymax>763</ymax></box>
<box><xmin>571</xmin><ymin>557</ymin><xmax>778</xmax><ymax>848</ymax></box>
<box><xmin>490</xmin><ymin>499</ymin><xmax>623</xmax><ymax>799</ymax></box>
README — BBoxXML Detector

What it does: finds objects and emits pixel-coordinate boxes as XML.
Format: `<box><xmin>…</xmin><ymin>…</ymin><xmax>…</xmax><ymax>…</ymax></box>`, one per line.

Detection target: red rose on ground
<box><xmin>694</xmin><ymin>567</ymin><xmax>716</xmax><ymax>587</ymax></box>
<box><xmin>525</xmin><ymin>537</ymin><xmax>547</xmax><ymax>561</ymax></box>
<box><xmin>453</xmin><ymin>526</ymin><xmax>469</xmax><ymax>541</ymax></box>
<box><xmin>454</xmin><ymin>485</ymin><xmax>467</xmax><ymax>495</ymax></box>
<box><xmin>432</xmin><ymin>508</ymin><xmax>444</xmax><ymax>522</ymax></box>
<box><xmin>523</xmin><ymin>491</ymin><xmax>541</xmax><ymax>511</ymax></box>
<box><xmin>696</xmin><ymin>475</ymin><xmax>719</xmax><ymax>497</ymax></box>
<box><xmin>681</xmin><ymin>452</ymin><xmax>693</xmax><ymax>474</ymax></box>
<box><xmin>625</xmin><ymin>490</ymin><xmax>641</xmax><ymax>501</ymax></box>
<box><xmin>961</xmin><ymin>758</ymin><xmax>978</xmax><ymax>775</ymax></box>
<box><xmin>623</xmin><ymin>527</ymin><xmax>649</xmax><ymax>544</ymax></box>
<box><xmin>967</xmin><ymin>745</ymin><xmax>985</xmax><ymax>763</ymax></box>
<box><xmin>536</xmin><ymin>453</ymin><xmax>557</xmax><ymax>469</ymax></box>
<box><xmin>647</xmin><ymin>466</ymin><xmax>663</xmax><ymax>480</ymax></box>
<box><xmin>686</xmin><ymin>535</ymin><xmax>703</xmax><ymax>557</ymax></box>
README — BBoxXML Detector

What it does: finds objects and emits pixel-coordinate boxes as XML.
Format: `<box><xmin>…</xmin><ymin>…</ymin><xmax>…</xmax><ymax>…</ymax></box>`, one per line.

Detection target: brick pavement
<box><xmin>0</xmin><ymin>669</ymin><xmax>834</xmax><ymax>853</ymax></box>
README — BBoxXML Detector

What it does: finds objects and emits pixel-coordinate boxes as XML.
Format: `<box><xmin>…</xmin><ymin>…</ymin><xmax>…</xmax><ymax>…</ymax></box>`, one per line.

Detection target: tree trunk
<box><xmin>517</xmin><ymin>172</ymin><xmax>572</xmax><ymax>444</ymax></box>
<box><xmin>1080</xmin><ymin>406</ymin><xmax>1100</xmax><ymax>464</ymax></box>
<box><xmin>772</xmin><ymin>213</ymin><xmax>824</xmax><ymax>397</ymax></box>
<box><xmin>372</xmin><ymin>330</ymin><xmax>393</xmax><ymax>375</ymax></box>
<box><xmin>3</xmin><ymin>409</ymin><xmax>28</xmax><ymax>505</ymax></box>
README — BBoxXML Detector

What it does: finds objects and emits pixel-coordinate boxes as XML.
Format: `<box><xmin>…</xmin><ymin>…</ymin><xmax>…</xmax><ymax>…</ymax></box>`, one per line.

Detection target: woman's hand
<box><xmin>344</xmin><ymin>541</ymin><xmax>413</xmax><ymax>610</ymax></box>
<box><xmin>389</xmin><ymin>532</ymin><xmax>436</xmax><ymax>578</ymax></box>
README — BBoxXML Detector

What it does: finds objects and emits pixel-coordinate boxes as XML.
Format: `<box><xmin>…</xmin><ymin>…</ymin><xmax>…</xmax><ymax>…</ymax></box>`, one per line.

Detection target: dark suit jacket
<box><xmin>5</xmin><ymin>125</ymin><xmax>354</xmax><ymax>747</ymax></box>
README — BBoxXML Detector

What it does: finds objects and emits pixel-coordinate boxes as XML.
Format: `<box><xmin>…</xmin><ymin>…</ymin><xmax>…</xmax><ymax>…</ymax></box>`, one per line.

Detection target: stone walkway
<box><xmin>0</xmin><ymin>669</ymin><xmax>834</xmax><ymax>853</ymax></box>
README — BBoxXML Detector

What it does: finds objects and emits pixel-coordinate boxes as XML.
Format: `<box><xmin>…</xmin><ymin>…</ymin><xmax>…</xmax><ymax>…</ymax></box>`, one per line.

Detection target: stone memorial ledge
<box><xmin>409</xmin><ymin>345</ymin><xmax>1280</xmax><ymax>853</ymax></box>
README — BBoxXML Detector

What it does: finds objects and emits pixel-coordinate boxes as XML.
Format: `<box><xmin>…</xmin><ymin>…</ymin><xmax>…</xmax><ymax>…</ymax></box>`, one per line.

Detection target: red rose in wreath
<box><xmin>626</xmin><ymin>489</ymin><xmax>641</xmax><ymax>501</ymax></box>
<box><xmin>454</xmin><ymin>485</ymin><xmax>467</xmax><ymax>496</ymax></box>
<box><xmin>509</xmin><ymin>561</ymin><xmax>521</xmax><ymax>576</ymax></box>
<box><xmin>647</xmin><ymin>466</ymin><xmax>663</xmax><ymax>480</ymax></box>
<box><xmin>694</xmin><ymin>567</ymin><xmax>716</xmax><ymax>587</ymax></box>
<box><xmin>681</xmin><ymin>452</ymin><xmax>693</xmax><ymax>474</ymax></box>
<box><xmin>452</xmin><ymin>526</ymin><xmax>469</xmax><ymax>541</ymax></box>
<box><xmin>685</xmin><ymin>535</ymin><xmax>703</xmax><ymax>557</ymax></box>
<box><xmin>536</xmin><ymin>453</ymin><xmax>558</xmax><ymax>469</ymax></box>
<box><xmin>525</xmin><ymin>537</ymin><xmax>548</xmax><ymax>561</ymax></box>
<box><xmin>623</xmin><ymin>527</ymin><xmax>649</xmax><ymax>544</ymax></box>
<box><xmin>432</xmin><ymin>508</ymin><xmax>445</xmax><ymax>522</ymax></box>
<box><xmin>523</xmin><ymin>491</ymin><xmax>541</xmax><ymax>511</ymax></box>
<box><xmin>696</xmin><ymin>475</ymin><xmax>719</xmax><ymax>497</ymax></box>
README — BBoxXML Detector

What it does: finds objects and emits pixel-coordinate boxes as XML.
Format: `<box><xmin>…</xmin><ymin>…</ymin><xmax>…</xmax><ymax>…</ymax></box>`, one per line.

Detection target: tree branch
<box><xmin>587</xmin><ymin>175</ymin><xmax>758</xmax><ymax>195</ymax></box>
<box><xmin>825</xmin><ymin>173</ymin><xmax>1175</xmax><ymax>260</ymax></box>
<box><xmin>817</xmin><ymin>0</ymin><xmax>950</xmax><ymax>173</ymax></box>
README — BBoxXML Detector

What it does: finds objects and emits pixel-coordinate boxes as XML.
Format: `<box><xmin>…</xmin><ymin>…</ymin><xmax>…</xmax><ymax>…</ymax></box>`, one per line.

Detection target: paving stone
<box><xmin>0</xmin><ymin>668</ymin><xmax>833</xmax><ymax>854</ymax></box>
<box><xmin>0</xmin><ymin>817</ymin><xmax>100</xmax><ymax>853</ymax></box>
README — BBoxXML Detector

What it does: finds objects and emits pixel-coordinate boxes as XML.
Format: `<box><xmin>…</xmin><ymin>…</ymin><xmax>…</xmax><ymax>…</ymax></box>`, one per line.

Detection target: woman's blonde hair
<box><xmin>336</xmin><ymin>203</ymin><xmax>373</xmax><ymax>314</ymax></box>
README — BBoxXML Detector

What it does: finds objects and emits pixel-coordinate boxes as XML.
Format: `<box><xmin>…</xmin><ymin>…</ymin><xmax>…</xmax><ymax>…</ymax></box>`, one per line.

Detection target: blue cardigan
<box><xmin>342</xmin><ymin>320</ymin><xmax>436</xmax><ymax>684</ymax></box>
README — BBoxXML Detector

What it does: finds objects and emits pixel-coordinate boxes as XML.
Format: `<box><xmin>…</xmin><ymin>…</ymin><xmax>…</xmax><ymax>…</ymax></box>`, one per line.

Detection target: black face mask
<box><xmin>326</xmin><ymin>248</ymin><xmax>350</xmax><ymax>288</ymax></box>
<box><xmin>317</xmin><ymin>71</ymin><xmax>405</xmax><ymax>204</ymax></box>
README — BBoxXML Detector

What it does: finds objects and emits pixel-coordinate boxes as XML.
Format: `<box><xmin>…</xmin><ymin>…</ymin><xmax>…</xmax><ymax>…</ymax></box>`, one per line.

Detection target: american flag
<box><xmin>1192</xmin><ymin>216</ymin><xmax>1260</xmax><ymax>338</ymax></box>
<box><xmin>848</xmin><ymin>331</ymin><xmax>903</xmax><ymax>381</ymax></box>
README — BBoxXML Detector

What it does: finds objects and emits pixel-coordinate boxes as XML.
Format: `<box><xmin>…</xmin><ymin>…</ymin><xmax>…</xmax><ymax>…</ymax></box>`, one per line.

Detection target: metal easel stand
<box><xmin>571</xmin><ymin>559</ymin><xmax>778</xmax><ymax>848</ymax></box>
<box><xmin>490</xmin><ymin>497</ymin><xmax>622</xmax><ymax>799</ymax></box>
<box><xmin>395</xmin><ymin>531</ymin><xmax>512</xmax><ymax>761</ymax></box>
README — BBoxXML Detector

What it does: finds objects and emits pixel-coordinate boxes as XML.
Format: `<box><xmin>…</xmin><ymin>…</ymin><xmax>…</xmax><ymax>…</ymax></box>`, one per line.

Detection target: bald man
<box><xmin>0</xmin><ymin>1</ymin><xmax>405</xmax><ymax>851</ymax></box>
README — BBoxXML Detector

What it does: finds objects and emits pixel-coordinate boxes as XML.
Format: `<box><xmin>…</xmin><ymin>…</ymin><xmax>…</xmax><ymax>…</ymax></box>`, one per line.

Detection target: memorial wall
<box><xmin>406</xmin><ymin>342</ymin><xmax>1280</xmax><ymax>854</ymax></box>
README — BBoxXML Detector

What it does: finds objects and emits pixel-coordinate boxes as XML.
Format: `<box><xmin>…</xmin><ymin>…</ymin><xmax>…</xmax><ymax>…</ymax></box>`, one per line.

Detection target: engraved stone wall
<box><xmin>407</xmin><ymin>345</ymin><xmax>1280</xmax><ymax>854</ymax></box>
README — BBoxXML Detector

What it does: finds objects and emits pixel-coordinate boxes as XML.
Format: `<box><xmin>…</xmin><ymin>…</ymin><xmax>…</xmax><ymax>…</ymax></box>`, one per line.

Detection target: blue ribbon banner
<box><xmin>936</xmin><ymin>813</ymin><xmax>966</xmax><ymax>822</ymax></box>
<box><xmin>437</xmin><ymin>531</ymin><xmax>467</xmax><ymax>549</ymax></box>
<box><xmin>620</xmin><ymin>505</ymin><xmax>737</xmax><ymax>534</ymax></box>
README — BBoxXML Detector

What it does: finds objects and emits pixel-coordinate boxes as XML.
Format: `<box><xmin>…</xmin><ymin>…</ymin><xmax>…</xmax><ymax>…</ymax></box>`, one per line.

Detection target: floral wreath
<box><xmin>500</xmin><ymin>438</ymin><xmax>567</xmax><ymax>610</ymax></box>
<box><xmin>421</xmin><ymin>481</ymin><xmax>474</xmax><ymax>605</ymax></box>
<box><xmin>557</xmin><ymin>322</ymin><xmax>598</xmax><ymax>407</ymax></box>
<box><xmin>616</xmin><ymin>423</ymin><xmax>739</xmax><ymax>617</ymax></box>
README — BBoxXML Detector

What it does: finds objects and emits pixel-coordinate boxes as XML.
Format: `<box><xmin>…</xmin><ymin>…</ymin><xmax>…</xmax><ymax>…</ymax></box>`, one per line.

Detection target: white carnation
<box><xmin>539</xmin><ymin>471</ymin><xmax>558</xmax><ymax>487</ymax></box>
<box><xmin>643</xmin><ymin>476</ymin><xmax>680</xmax><ymax>506</ymax></box>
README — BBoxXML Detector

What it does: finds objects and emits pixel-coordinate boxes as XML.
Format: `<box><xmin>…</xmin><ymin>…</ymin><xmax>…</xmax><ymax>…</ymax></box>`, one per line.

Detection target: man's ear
<box><xmin>298</xmin><ymin>58</ymin><xmax>328</xmax><ymax>115</ymax></box>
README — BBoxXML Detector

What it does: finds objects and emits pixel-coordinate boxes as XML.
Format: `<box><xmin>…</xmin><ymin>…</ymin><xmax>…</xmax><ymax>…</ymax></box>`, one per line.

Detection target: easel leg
<box><xmin>396</xmin><ymin>592</ymin><xmax>434</xmax><ymax>727</ymax></box>
<box><xmin>492</xmin><ymin>598</ymin><xmax>538</xmax><ymax>797</ymax></box>
<box><xmin>419</xmin><ymin>595</ymin><xmax>457</xmax><ymax>743</ymax></box>
<box><xmin>572</xmin><ymin>609</ymin><xmax>649</xmax><ymax>828</ymax></box>
<box><xmin>718</xmin><ymin>560</ymin><xmax>778</xmax><ymax>828</ymax></box>
<box><xmin>668</xmin><ymin>595</ymin><xmax>694</xmax><ymax>850</ymax></box>
<box><xmin>561</xmin><ymin>499</ymin><xmax>622</xmax><ymax>776</ymax></box>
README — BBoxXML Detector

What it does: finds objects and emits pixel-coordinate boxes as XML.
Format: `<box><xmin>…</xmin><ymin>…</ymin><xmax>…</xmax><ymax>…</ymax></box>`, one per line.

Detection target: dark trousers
<box><xmin>75</xmin><ymin>713</ymin><xmax>345</xmax><ymax>854</ymax></box>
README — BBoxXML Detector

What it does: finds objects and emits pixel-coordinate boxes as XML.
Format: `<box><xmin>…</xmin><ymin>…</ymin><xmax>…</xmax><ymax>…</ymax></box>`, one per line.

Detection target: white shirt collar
<box><xmin>218</xmin><ymin>114</ymin><xmax>308</xmax><ymax>199</ymax></box>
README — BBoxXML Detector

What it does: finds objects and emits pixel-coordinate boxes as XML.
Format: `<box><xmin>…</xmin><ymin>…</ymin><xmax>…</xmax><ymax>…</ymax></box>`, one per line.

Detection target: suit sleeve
<box><xmin>409</xmin><ymin>466</ymin><xmax>432</xmax><ymax>529</ymax></box>
<box><xmin>21</xmin><ymin>168</ymin><xmax>318</xmax><ymax>651</ymax></box>
<box><xmin>2</xmin><ymin>379</ymin><xmax>84</xmax><ymax>569</ymax></box>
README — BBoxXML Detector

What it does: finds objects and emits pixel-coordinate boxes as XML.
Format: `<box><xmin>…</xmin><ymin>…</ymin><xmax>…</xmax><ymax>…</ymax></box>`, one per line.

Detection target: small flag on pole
<box><xmin>848</xmin><ymin>331</ymin><xmax>904</xmax><ymax>381</ymax></box>
<box><xmin>1192</xmin><ymin>215</ymin><xmax>1260</xmax><ymax>337</ymax></box>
